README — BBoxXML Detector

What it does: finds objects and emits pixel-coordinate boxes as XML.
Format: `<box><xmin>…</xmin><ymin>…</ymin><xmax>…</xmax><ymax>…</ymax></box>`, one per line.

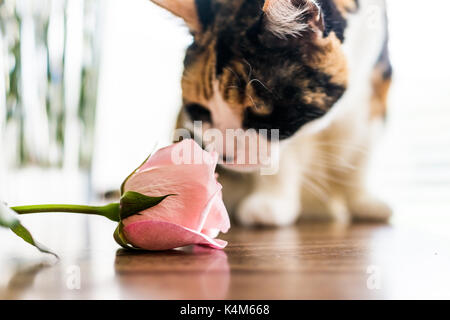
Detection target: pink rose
<box><xmin>120</xmin><ymin>139</ymin><xmax>230</xmax><ymax>251</ymax></box>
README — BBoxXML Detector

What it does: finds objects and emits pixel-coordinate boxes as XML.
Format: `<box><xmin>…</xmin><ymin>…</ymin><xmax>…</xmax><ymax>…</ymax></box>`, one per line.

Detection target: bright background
<box><xmin>0</xmin><ymin>0</ymin><xmax>449</xmax><ymax>254</ymax></box>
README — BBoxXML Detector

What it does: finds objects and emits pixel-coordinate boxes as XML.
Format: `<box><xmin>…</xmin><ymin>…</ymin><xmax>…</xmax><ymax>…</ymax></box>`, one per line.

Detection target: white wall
<box><xmin>369</xmin><ymin>0</ymin><xmax>450</xmax><ymax>231</ymax></box>
<box><xmin>92</xmin><ymin>0</ymin><xmax>192</xmax><ymax>192</ymax></box>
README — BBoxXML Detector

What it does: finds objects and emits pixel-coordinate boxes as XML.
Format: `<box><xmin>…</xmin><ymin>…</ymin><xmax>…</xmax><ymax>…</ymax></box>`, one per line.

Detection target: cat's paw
<box><xmin>348</xmin><ymin>195</ymin><xmax>392</xmax><ymax>222</ymax></box>
<box><xmin>236</xmin><ymin>193</ymin><xmax>300</xmax><ymax>227</ymax></box>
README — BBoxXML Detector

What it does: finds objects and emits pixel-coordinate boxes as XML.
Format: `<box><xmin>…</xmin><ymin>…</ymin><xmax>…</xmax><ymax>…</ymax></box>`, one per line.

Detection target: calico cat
<box><xmin>150</xmin><ymin>0</ymin><xmax>393</xmax><ymax>226</ymax></box>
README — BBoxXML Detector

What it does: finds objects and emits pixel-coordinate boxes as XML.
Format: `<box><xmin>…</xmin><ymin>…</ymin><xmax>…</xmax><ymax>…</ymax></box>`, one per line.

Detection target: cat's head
<box><xmin>153</xmin><ymin>0</ymin><xmax>353</xmax><ymax>170</ymax></box>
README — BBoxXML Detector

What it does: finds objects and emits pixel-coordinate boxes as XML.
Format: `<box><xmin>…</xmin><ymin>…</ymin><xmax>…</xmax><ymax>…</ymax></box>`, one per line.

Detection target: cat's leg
<box><xmin>296</xmin><ymin>130</ymin><xmax>355</xmax><ymax>224</ymax></box>
<box><xmin>344</xmin><ymin>125</ymin><xmax>392</xmax><ymax>222</ymax></box>
<box><xmin>235</xmin><ymin>148</ymin><xmax>302</xmax><ymax>227</ymax></box>
<box><xmin>301</xmin><ymin>187</ymin><xmax>352</xmax><ymax>224</ymax></box>
<box><xmin>348</xmin><ymin>193</ymin><xmax>392</xmax><ymax>222</ymax></box>
<box><xmin>307</xmin><ymin>157</ymin><xmax>391</xmax><ymax>223</ymax></box>
<box><xmin>346</xmin><ymin>58</ymin><xmax>393</xmax><ymax>222</ymax></box>
<box><xmin>346</xmin><ymin>149</ymin><xmax>392</xmax><ymax>221</ymax></box>
<box><xmin>303</xmin><ymin>116</ymin><xmax>392</xmax><ymax>223</ymax></box>
<box><xmin>344</xmin><ymin>162</ymin><xmax>392</xmax><ymax>222</ymax></box>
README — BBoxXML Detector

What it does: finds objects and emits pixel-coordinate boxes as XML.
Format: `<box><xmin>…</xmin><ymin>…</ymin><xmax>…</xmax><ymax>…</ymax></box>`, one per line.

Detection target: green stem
<box><xmin>11</xmin><ymin>203</ymin><xmax>120</xmax><ymax>222</ymax></box>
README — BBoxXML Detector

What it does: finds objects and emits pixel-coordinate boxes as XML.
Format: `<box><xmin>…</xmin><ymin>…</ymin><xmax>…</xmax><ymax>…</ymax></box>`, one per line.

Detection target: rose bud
<box><xmin>8</xmin><ymin>139</ymin><xmax>230</xmax><ymax>254</ymax></box>
<box><xmin>115</xmin><ymin>139</ymin><xmax>230</xmax><ymax>251</ymax></box>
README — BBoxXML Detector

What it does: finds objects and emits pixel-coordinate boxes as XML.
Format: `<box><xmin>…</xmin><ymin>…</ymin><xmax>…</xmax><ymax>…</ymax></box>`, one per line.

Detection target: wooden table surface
<box><xmin>1</xmin><ymin>221</ymin><xmax>450</xmax><ymax>300</ymax></box>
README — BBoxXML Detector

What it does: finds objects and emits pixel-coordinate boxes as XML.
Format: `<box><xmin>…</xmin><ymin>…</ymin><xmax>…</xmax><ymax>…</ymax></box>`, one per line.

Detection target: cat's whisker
<box><xmin>309</xmin><ymin>159</ymin><xmax>356</xmax><ymax>173</ymax></box>
<box><xmin>306</xmin><ymin>169</ymin><xmax>359</xmax><ymax>188</ymax></box>
<box><xmin>242</xmin><ymin>58</ymin><xmax>253</xmax><ymax>80</ymax></box>
<box><xmin>315</xmin><ymin>144</ymin><xmax>369</xmax><ymax>153</ymax></box>
<box><xmin>302</xmin><ymin>175</ymin><xmax>329</xmax><ymax>205</ymax></box>
<box><xmin>247</xmin><ymin>78</ymin><xmax>272</xmax><ymax>94</ymax></box>
<box><xmin>246</xmin><ymin>93</ymin><xmax>258</xmax><ymax>109</ymax></box>
<box><xmin>225</xmin><ymin>67</ymin><xmax>242</xmax><ymax>85</ymax></box>
<box><xmin>313</xmin><ymin>154</ymin><xmax>357</xmax><ymax>170</ymax></box>
<box><xmin>305</xmin><ymin>171</ymin><xmax>330</xmax><ymax>191</ymax></box>
<box><xmin>312</xmin><ymin>141</ymin><xmax>369</xmax><ymax>154</ymax></box>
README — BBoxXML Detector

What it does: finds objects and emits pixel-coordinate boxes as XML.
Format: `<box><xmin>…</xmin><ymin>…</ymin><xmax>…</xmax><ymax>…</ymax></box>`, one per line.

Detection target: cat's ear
<box><xmin>150</xmin><ymin>0</ymin><xmax>201</xmax><ymax>32</ymax></box>
<box><xmin>262</xmin><ymin>0</ymin><xmax>325</xmax><ymax>39</ymax></box>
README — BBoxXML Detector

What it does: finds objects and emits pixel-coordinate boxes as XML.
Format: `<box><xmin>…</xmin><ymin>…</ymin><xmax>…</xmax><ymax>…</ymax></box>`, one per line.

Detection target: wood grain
<box><xmin>1</xmin><ymin>222</ymin><xmax>450</xmax><ymax>299</ymax></box>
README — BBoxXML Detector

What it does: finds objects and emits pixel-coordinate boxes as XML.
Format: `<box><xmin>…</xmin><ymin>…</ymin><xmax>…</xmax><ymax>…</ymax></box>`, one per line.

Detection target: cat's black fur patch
<box><xmin>243</xmin><ymin>103</ymin><xmax>326</xmax><ymax>140</ymax></box>
<box><xmin>316</xmin><ymin>0</ymin><xmax>348</xmax><ymax>42</ymax></box>
<box><xmin>377</xmin><ymin>9</ymin><xmax>392</xmax><ymax>81</ymax></box>
<box><xmin>243</xmin><ymin>66</ymin><xmax>346</xmax><ymax>139</ymax></box>
<box><xmin>185</xmin><ymin>0</ymin><xmax>351</xmax><ymax>140</ymax></box>
<box><xmin>215</xmin><ymin>30</ymin><xmax>235</xmax><ymax>77</ymax></box>
<box><xmin>195</xmin><ymin>0</ymin><xmax>216</xmax><ymax>30</ymax></box>
<box><xmin>185</xmin><ymin>103</ymin><xmax>213</xmax><ymax>123</ymax></box>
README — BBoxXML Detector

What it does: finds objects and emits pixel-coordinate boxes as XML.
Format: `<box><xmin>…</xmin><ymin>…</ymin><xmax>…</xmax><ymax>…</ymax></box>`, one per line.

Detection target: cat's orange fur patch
<box><xmin>309</xmin><ymin>33</ymin><xmax>348</xmax><ymax>90</ymax></box>
<box><xmin>334</xmin><ymin>0</ymin><xmax>358</xmax><ymax>15</ymax></box>
<box><xmin>182</xmin><ymin>43</ymin><xmax>215</xmax><ymax>104</ymax></box>
<box><xmin>263</xmin><ymin>0</ymin><xmax>271</xmax><ymax>12</ymax></box>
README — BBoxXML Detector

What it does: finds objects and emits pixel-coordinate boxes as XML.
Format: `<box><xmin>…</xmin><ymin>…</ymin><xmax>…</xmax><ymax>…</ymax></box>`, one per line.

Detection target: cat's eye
<box><xmin>184</xmin><ymin>103</ymin><xmax>212</xmax><ymax>123</ymax></box>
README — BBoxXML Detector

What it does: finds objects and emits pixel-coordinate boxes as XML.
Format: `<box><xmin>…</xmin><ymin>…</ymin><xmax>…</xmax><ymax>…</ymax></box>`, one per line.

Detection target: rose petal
<box><xmin>122</xmin><ymin>140</ymin><xmax>226</xmax><ymax>231</ymax></box>
<box><xmin>201</xmin><ymin>189</ymin><xmax>230</xmax><ymax>234</ymax></box>
<box><xmin>123</xmin><ymin>220</ymin><xmax>228</xmax><ymax>251</ymax></box>
<box><xmin>201</xmin><ymin>228</ymin><xmax>220</xmax><ymax>239</ymax></box>
<box><xmin>122</xmin><ymin>139</ymin><xmax>231</xmax><ymax>244</ymax></box>
<box><xmin>123</xmin><ymin>164</ymin><xmax>222</xmax><ymax>231</ymax></box>
<box><xmin>138</xmin><ymin>139</ymin><xmax>217</xmax><ymax>172</ymax></box>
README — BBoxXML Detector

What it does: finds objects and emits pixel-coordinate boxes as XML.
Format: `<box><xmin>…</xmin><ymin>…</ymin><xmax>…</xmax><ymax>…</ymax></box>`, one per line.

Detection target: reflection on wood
<box><xmin>1</xmin><ymin>223</ymin><xmax>450</xmax><ymax>299</ymax></box>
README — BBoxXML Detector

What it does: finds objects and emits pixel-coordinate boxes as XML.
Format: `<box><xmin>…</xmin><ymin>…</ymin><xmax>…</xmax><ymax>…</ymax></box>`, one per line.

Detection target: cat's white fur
<box><xmin>229</xmin><ymin>0</ymin><xmax>392</xmax><ymax>226</ymax></box>
<box><xmin>264</xmin><ymin>0</ymin><xmax>321</xmax><ymax>39</ymax></box>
